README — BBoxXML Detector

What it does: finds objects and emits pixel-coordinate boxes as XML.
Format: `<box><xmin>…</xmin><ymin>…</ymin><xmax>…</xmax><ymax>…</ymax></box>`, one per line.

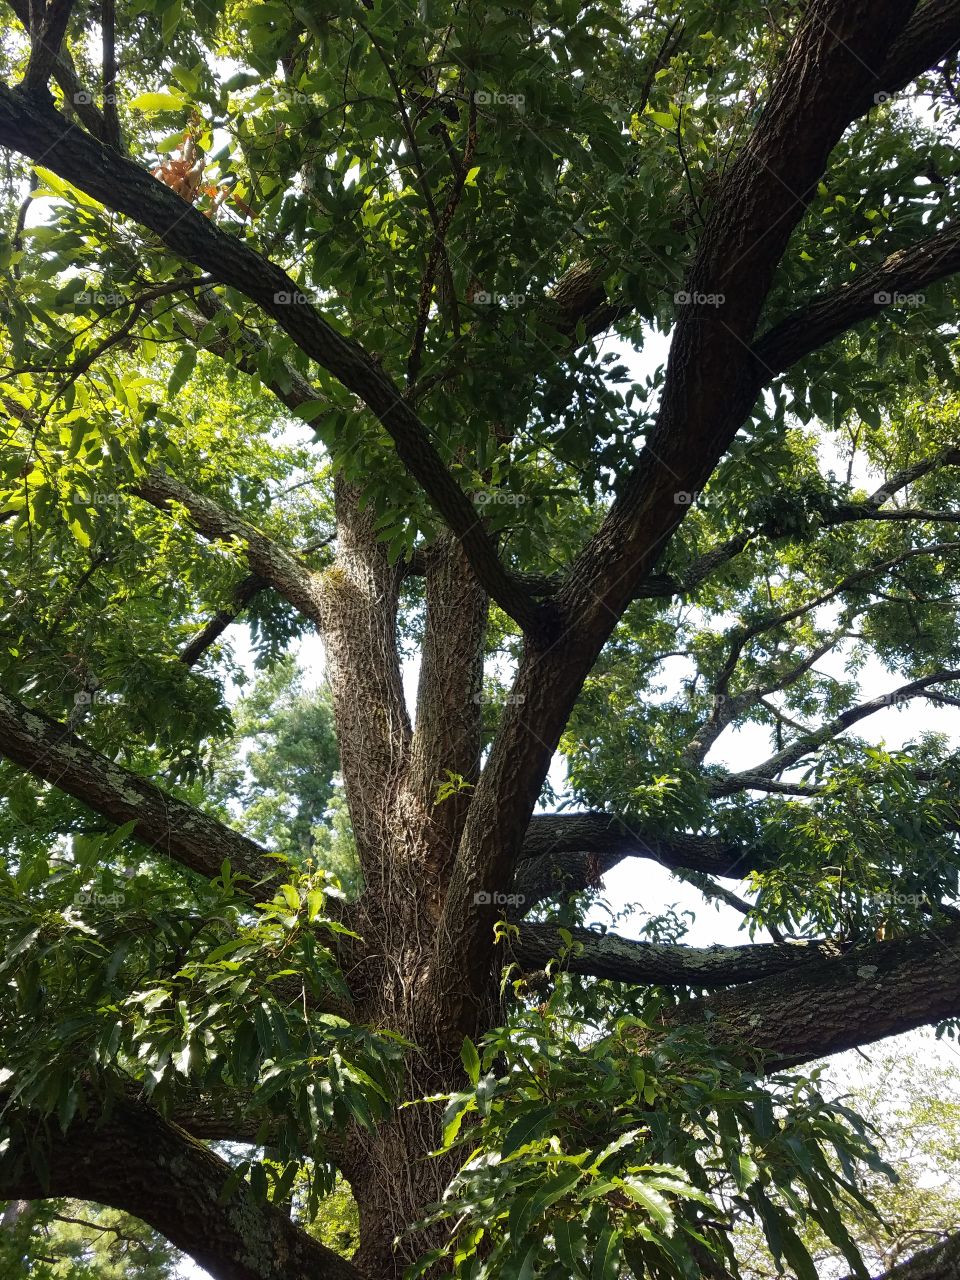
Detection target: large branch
<box><xmin>0</xmin><ymin>85</ymin><xmax>543</xmax><ymax>636</ymax></box>
<box><xmin>564</xmin><ymin>0</ymin><xmax>921</xmax><ymax>618</ymax></box>
<box><xmin>755</xmin><ymin>221</ymin><xmax>960</xmax><ymax>375</ymax></box>
<box><xmin>5</xmin><ymin>0</ymin><xmax>110</xmax><ymax>140</ymax></box>
<box><xmin>133</xmin><ymin>469</ymin><xmax>326</xmax><ymax>629</ymax></box>
<box><xmin>514</xmin><ymin>813</ymin><xmax>773</xmax><ymax>906</ymax></box>
<box><xmin>0</xmin><ymin>1095</ymin><xmax>360</xmax><ymax>1280</ymax></box>
<box><xmin>0</xmin><ymin>689</ymin><xmax>280</xmax><ymax>888</ymax></box>
<box><xmin>512</xmin><ymin>924</ymin><xmax>834</xmax><ymax>987</ymax></box>
<box><xmin>683</xmin><ymin>919</ymin><xmax>960</xmax><ymax>1069</ymax></box>
<box><xmin>431</xmin><ymin>3</ymin><xmax>960</xmax><ymax>1032</ymax></box>
<box><xmin>547</xmin><ymin>0</ymin><xmax>960</xmax><ymax>343</ymax></box>
<box><xmin>863</xmin><ymin>1230</ymin><xmax>960</xmax><ymax>1280</ymax></box>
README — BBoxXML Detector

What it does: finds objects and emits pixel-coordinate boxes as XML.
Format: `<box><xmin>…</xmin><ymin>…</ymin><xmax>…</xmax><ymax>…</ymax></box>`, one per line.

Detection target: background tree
<box><xmin>3</xmin><ymin>1</ymin><xmax>960</xmax><ymax>1277</ymax></box>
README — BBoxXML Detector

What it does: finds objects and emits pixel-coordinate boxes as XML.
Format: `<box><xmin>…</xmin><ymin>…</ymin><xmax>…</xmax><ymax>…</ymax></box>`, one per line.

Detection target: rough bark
<box><xmin>862</xmin><ymin>1230</ymin><xmax>960</xmax><ymax>1280</ymax></box>
<box><xmin>0</xmin><ymin>1096</ymin><xmax>361</xmax><ymax>1280</ymax></box>
<box><xmin>0</xmin><ymin>689</ymin><xmax>279</xmax><ymax>888</ymax></box>
<box><xmin>682</xmin><ymin>918</ymin><xmax>960</xmax><ymax>1069</ymax></box>
<box><xmin>406</xmin><ymin>533</ymin><xmax>487</xmax><ymax>862</ymax></box>
<box><xmin>512</xmin><ymin>924</ymin><xmax>837</xmax><ymax>986</ymax></box>
<box><xmin>431</xmin><ymin>0</ymin><xmax>923</xmax><ymax>1033</ymax></box>
<box><xmin>5</xmin><ymin>4</ymin><xmax>960</xmax><ymax>1277</ymax></box>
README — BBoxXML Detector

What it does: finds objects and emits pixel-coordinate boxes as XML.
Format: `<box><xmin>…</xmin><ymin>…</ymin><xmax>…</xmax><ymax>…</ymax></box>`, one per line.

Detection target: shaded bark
<box><xmin>431</xmin><ymin>0</ymin><xmax>923</xmax><ymax>1034</ymax></box>
<box><xmin>863</xmin><ymin>1230</ymin><xmax>960</xmax><ymax>1280</ymax></box>
<box><xmin>0</xmin><ymin>1096</ymin><xmax>361</xmax><ymax>1280</ymax></box>
<box><xmin>0</xmin><ymin>689</ymin><xmax>279</xmax><ymax>888</ymax></box>
<box><xmin>512</xmin><ymin>924</ymin><xmax>837</xmax><ymax>986</ymax></box>
<box><xmin>681</xmin><ymin>919</ymin><xmax>960</xmax><ymax>1069</ymax></box>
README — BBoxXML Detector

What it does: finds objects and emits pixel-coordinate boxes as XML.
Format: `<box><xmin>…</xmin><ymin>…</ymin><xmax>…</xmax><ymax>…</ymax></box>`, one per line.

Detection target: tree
<box><xmin>734</xmin><ymin>1041</ymin><xmax>960</xmax><ymax>1278</ymax></box>
<box><xmin>3</xmin><ymin>0</ymin><xmax>960</xmax><ymax>1276</ymax></box>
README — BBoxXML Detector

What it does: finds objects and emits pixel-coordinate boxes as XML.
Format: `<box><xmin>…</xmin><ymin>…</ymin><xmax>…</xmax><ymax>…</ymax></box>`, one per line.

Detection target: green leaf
<box><xmin>129</xmin><ymin>91</ymin><xmax>190</xmax><ymax>114</ymax></box>
<box><xmin>461</xmin><ymin>1036</ymin><xmax>481</xmax><ymax>1086</ymax></box>
<box><xmin>618</xmin><ymin>1177</ymin><xmax>674</xmax><ymax>1232</ymax></box>
<box><xmin>590</xmin><ymin>1224</ymin><xmax>622</xmax><ymax>1280</ymax></box>
<box><xmin>502</xmin><ymin>1105</ymin><xmax>554</xmax><ymax>1156</ymax></box>
<box><xmin>168</xmin><ymin>347</ymin><xmax>197</xmax><ymax>398</ymax></box>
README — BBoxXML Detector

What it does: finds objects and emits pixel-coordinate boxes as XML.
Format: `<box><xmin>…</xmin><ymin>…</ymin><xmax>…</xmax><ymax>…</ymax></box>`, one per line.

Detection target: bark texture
<box><xmin>3</xmin><ymin>3</ymin><xmax>960</xmax><ymax>1278</ymax></box>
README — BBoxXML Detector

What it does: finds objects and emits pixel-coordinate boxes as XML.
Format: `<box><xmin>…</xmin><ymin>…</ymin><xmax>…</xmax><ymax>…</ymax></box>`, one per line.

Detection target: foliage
<box><xmin>0</xmin><ymin>1199</ymin><xmax>180</xmax><ymax>1279</ymax></box>
<box><xmin>2</xmin><ymin>0</ymin><xmax>960</xmax><ymax>1276</ymax></box>
<box><xmin>0</xmin><ymin>845</ymin><xmax>404</xmax><ymax>1208</ymax></box>
<box><xmin>735</xmin><ymin>1041</ymin><xmax>960</xmax><ymax>1278</ymax></box>
<box><xmin>410</xmin><ymin>964</ymin><xmax>892</xmax><ymax>1280</ymax></box>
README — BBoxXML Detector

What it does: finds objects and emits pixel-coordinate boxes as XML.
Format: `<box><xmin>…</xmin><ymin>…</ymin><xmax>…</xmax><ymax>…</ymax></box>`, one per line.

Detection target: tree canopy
<box><xmin>3</xmin><ymin>1</ymin><xmax>960</xmax><ymax>1277</ymax></box>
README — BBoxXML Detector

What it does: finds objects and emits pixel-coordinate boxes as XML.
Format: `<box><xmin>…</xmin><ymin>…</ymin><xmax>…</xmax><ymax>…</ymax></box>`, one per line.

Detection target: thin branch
<box><xmin>178</xmin><ymin>572</ymin><xmax>266</xmax><ymax>666</ymax></box>
<box><xmin>177</xmin><ymin>533</ymin><xmax>334</xmax><ymax>665</ymax></box>
<box><xmin>713</xmin><ymin>668</ymin><xmax>960</xmax><ymax>792</ymax></box>
<box><xmin>755</xmin><ymin>220</ymin><xmax>960</xmax><ymax>375</ymax></box>
<box><xmin>0</xmin><ymin>84</ymin><xmax>545</xmax><ymax>635</ymax></box>
<box><xmin>133</xmin><ymin>469</ymin><xmax>327</xmax><ymax>630</ymax></box>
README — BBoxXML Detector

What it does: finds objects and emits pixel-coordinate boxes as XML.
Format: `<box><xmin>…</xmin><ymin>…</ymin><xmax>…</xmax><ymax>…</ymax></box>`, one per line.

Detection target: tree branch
<box><xmin>0</xmin><ymin>1095</ymin><xmax>361</xmax><ymax>1280</ymax></box>
<box><xmin>712</xmin><ymin>668</ymin><xmax>960</xmax><ymax>791</ymax></box>
<box><xmin>0</xmin><ymin>688</ymin><xmax>281</xmax><ymax>888</ymax></box>
<box><xmin>512</xmin><ymin>924</ymin><xmax>836</xmax><ymax>987</ymax></box>
<box><xmin>755</xmin><ymin>221</ymin><xmax>960</xmax><ymax>376</ymax></box>
<box><xmin>562</xmin><ymin>0</ymin><xmax>921</xmax><ymax>617</ymax></box>
<box><xmin>631</xmin><ymin>448</ymin><xmax>960</xmax><ymax>606</ymax></box>
<box><xmin>681</xmin><ymin>918</ymin><xmax>960</xmax><ymax>1069</ymax></box>
<box><xmin>20</xmin><ymin>0</ymin><xmax>76</xmax><ymax>95</ymax></box>
<box><xmin>859</xmin><ymin>1228</ymin><xmax>960</xmax><ymax>1280</ymax></box>
<box><xmin>541</xmin><ymin>0</ymin><xmax>960</xmax><ymax>345</ymax></box>
<box><xmin>5</xmin><ymin>0</ymin><xmax>110</xmax><ymax>140</ymax></box>
<box><xmin>0</xmin><ymin>84</ymin><xmax>544</xmax><ymax>635</ymax></box>
<box><xmin>513</xmin><ymin>813</ymin><xmax>776</xmax><ymax>907</ymax></box>
<box><xmin>179</xmin><ymin>572</ymin><xmax>267</xmax><ymax>666</ymax></box>
<box><xmin>133</xmin><ymin>469</ymin><xmax>326</xmax><ymax>629</ymax></box>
